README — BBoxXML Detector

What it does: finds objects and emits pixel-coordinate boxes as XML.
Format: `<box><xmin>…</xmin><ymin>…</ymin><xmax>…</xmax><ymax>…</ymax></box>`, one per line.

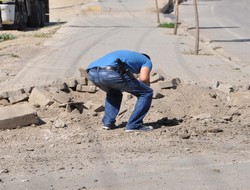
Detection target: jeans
<box><xmin>88</xmin><ymin>69</ymin><xmax>153</xmax><ymax>130</ymax></box>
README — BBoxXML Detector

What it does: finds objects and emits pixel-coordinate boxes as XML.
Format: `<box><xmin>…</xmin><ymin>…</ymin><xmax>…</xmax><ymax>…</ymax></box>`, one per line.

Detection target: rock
<box><xmin>76</xmin><ymin>85</ymin><xmax>97</xmax><ymax>93</ymax></box>
<box><xmin>153</xmin><ymin>92</ymin><xmax>165</xmax><ymax>99</ymax></box>
<box><xmin>208</xmin><ymin>128</ymin><xmax>223</xmax><ymax>133</ymax></box>
<box><xmin>84</xmin><ymin>101</ymin><xmax>104</xmax><ymax>112</ymax></box>
<box><xmin>179</xmin><ymin>134</ymin><xmax>191</xmax><ymax>139</ymax></box>
<box><xmin>211</xmin><ymin>80</ymin><xmax>220</xmax><ymax>89</ymax></box>
<box><xmin>223</xmin><ymin>116</ymin><xmax>233</xmax><ymax>121</ymax></box>
<box><xmin>216</xmin><ymin>83</ymin><xmax>234</xmax><ymax>93</ymax></box>
<box><xmin>158</xmin><ymin>78</ymin><xmax>181</xmax><ymax>89</ymax></box>
<box><xmin>9</xmin><ymin>93</ymin><xmax>29</xmax><ymax>104</ymax></box>
<box><xmin>53</xmin><ymin>91</ymin><xmax>71</xmax><ymax>104</ymax></box>
<box><xmin>150</xmin><ymin>73</ymin><xmax>164</xmax><ymax>83</ymax></box>
<box><xmin>29</xmin><ymin>87</ymin><xmax>54</xmax><ymax>107</ymax></box>
<box><xmin>0</xmin><ymin>103</ymin><xmax>39</xmax><ymax>129</ymax></box>
<box><xmin>76</xmin><ymin>77</ymin><xmax>87</xmax><ymax>85</ymax></box>
<box><xmin>53</xmin><ymin>119</ymin><xmax>67</xmax><ymax>128</ymax></box>
<box><xmin>79</xmin><ymin>67</ymin><xmax>88</xmax><ymax>78</ymax></box>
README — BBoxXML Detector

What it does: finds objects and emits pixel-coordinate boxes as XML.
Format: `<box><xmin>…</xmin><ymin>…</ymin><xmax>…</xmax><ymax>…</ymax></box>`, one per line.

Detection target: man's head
<box><xmin>141</xmin><ymin>53</ymin><xmax>151</xmax><ymax>60</ymax></box>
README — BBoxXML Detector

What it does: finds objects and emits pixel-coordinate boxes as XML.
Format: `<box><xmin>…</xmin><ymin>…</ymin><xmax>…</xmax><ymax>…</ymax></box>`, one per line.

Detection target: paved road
<box><xmin>180</xmin><ymin>0</ymin><xmax>250</xmax><ymax>66</ymax></box>
<box><xmin>0</xmin><ymin>0</ymin><xmax>249</xmax><ymax>91</ymax></box>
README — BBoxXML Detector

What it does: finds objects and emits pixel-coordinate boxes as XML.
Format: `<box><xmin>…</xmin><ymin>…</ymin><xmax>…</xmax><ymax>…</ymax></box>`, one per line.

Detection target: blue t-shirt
<box><xmin>87</xmin><ymin>50</ymin><xmax>152</xmax><ymax>74</ymax></box>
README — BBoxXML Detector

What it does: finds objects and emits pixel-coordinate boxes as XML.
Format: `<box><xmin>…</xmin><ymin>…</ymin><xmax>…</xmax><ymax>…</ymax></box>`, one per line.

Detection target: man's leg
<box><xmin>111</xmin><ymin>74</ymin><xmax>153</xmax><ymax>130</ymax></box>
<box><xmin>102</xmin><ymin>89</ymin><xmax>123</xmax><ymax>128</ymax></box>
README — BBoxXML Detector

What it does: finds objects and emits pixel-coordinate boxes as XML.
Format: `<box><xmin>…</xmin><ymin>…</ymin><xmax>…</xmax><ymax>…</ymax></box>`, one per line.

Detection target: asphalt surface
<box><xmin>179</xmin><ymin>0</ymin><xmax>250</xmax><ymax>66</ymax></box>
<box><xmin>1</xmin><ymin>0</ymin><xmax>249</xmax><ymax>91</ymax></box>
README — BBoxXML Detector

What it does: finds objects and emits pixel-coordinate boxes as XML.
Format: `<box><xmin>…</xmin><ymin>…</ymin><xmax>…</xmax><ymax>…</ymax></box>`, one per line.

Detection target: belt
<box><xmin>87</xmin><ymin>66</ymin><xmax>118</xmax><ymax>73</ymax></box>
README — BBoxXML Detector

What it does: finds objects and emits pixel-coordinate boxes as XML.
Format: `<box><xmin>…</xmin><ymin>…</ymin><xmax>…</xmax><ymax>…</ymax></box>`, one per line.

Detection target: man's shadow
<box><xmin>116</xmin><ymin>117</ymin><xmax>182</xmax><ymax>130</ymax></box>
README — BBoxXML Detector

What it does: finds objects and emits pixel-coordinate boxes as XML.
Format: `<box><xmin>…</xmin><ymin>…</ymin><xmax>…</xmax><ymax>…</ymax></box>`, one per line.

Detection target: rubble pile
<box><xmin>0</xmin><ymin>68</ymin><xmax>250</xmax><ymax>132</ymax></box>
<box><xmin>0</xmin><ymin>69</ymin><xmax>184</xmax><ymax>130</ymax></box>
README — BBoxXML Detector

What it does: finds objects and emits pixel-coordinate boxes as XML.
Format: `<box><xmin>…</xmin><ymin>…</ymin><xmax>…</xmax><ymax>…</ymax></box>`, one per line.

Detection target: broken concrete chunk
<box><xmin>76</xmin><ymin>77</ymin><xmax>87</xmax><ymax>85</ymax></box>
<box><xmin>150</xmin><ymin>73</ymin><xmax>164</xmax><ymax>84</ymax></box>
<box><xmin>208</xmin><ymin>127</ymin><xmax>223</xmax><ymax>133</ymax></box>
<box><xmin>7</xmin><ymin>89</ymin><xmax>25</xmax><ymax>97</ymax></box>
<box><xmin>158</xmin><ymin>78</ymin><xmax>181</xmax><ymax>89</ymax></box>
<box><xmin>153</xmin><ymin>92</ymin><xmax>165</xmax><ymax>99</ymax></box>
<box><xmin>77</xmin><ymin>85</ymin><xmax>97</xmax><ymax>93</ymax></box>
<box><xmin>53</xmin><ymin>119</ymin><xmax>67</xmax><ymax>128</ymax></box>
<box><xmin>223</xmin><ymin>116</ymin><xmax>233</xmax><ymax>121</ymax></box>
<box><xmin>211</xmin><ymin>80</ymin><xmax>220</xmax><ymax>89</ymax></box>
<box><xmin>0</xmin><ymin>103</ymin><xmax>39</xmax><ymax>129</ymax></box>
<box><xmin>22</xmin><ymin>87</ymin><xmax>32</xmax><ymax>94</ymax></box>
<box><xmin>9</xmin><ymin>93</ymin><xmax>29</xmax><ymax>104</ymax></box>
<box><xmin>0</xmin><ymin>92</ymin><xmax>8</xmax><ymax>100</ymax></box>
<box><xmin>50</xmin><ymin>82</ymin><xmax>69</xmax><ymax>91</ymax></box>
<box><xmin>53</xmin><ymin>91</ymin><xmax>71</xmax><ymax>104</ymax></box>
<box><xmin>79</xmin><ymin>67</ymin><xmax>88</xmax><ymax>78</ymax></box>
<box><xmin>84</xmin><ymin>101</ymin><xmax>104</xmax><ymax>112</ymax></box>
<box><xmin>216</xmin><ymin>83</ymin><xmax>234</xmax><ymax>93</ymax></box>
<box><xmin>0</xmin><ymin>99</ymin><xmax>9</xmax><ymax>106</ymax></box>
<box><xmin>66</xmin><ymin>79</ymin><xmax>78</xmax><ymax>88</ymax></box>
<box><xmin>29</xmin><ymin>87</ymin><xmax>54</xmax><ymax>107</ymax></box>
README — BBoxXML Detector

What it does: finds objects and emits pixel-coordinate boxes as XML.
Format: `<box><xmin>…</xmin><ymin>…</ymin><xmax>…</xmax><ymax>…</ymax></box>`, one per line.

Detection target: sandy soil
<box><xmin>0</xmin><ymin>0</ymin><xmax>250</xmax><ymax>189</ymax></box>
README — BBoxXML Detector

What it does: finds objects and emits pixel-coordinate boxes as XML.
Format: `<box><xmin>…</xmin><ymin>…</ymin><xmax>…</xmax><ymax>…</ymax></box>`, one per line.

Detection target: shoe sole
<box><xmin>102</xmin><ymin>126</ymin><xmax>111</xmax><ymax>130</ymax></box>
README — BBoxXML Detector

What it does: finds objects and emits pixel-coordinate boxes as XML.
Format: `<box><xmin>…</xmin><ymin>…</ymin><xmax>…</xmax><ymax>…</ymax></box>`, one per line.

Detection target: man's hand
<box><xmin>139</xmin><ymin>67</ymin><xmax>151</xmax><ymax>86</ymax></box>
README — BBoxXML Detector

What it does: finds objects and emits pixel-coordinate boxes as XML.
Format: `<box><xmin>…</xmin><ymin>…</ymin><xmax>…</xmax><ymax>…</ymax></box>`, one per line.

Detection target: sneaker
<box><xmin>102</xmin><ymin>126</ymin><xmax>111</xmax><ymax>130</ymax></box>
<box><xmin>102</xmin><ymin>124</ymin><xmax>116</xmax><ymax>130</ymax></box>
<box><xmin>125</xmin><ymin>126</ymin><xmax>153</xmax><ymax>132</ymax></box>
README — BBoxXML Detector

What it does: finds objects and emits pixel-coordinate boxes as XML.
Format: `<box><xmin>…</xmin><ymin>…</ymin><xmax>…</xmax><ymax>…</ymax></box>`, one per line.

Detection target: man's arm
<box><xmin>139</xmin><ymin>67</ymin><xmax>151</xmax><ymax>86</ymax></box>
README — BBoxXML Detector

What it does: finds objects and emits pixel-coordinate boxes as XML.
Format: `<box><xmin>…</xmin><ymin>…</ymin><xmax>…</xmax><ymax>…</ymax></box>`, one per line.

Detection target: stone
<box><xmin>50</xmin><ymin>82</ymin><xmax>69</xmax><ymax>91</ymax></box>
<box><xmin>29</xmin><ymin>87</ymin><xmax>54</xmax><ymax>107</ymax></box>
<box><xmin>66</xmin><ymin>78</ymin><xmax>78</xmax><ymax>88</ymax></box>
<box><xmin>76</xmin><ymin>77</ymin><xmax>87</xmax><ymax>85</ymax></box>
<box><xmin>216</xmin><ymin>83</ymin><xmax>234</xmax><ymax>93</ymax></box>
<box><xmin>9</xmin><ymin>93</ymin><xmax>29</xmax><ymax>104</ymax></box>
<box><xmin>6</xmin><ymin>89</ymin><xmax>25</xmax><ymax>98</ymax></box>
<box><xmin>53</xmin><ymin>91</ymin><xmax>71</xmax><ymax>104</ymax></box>
<box><xmin>53</xmin><ymin>119</ymin><xmax>67</xmax><ymax>128</ymax></box>
<box><xmin>0</xmin><ymin>99</ymin><xmax>9</xmax><ymax>106</ymax></box>
<box><xmin>79</xmin><ymin>67</ymin><xmax>88</xmax><ymax>78</ymax></box>
<box><xmin>150</xmin><ymin>73</ymin><xmax>164</xmax><ymax>83</ymax></box>
<box><xmin>77</xmin><ymin>85</ymin><xmax>97</xmax><ymax>93</ymax></box>
<box><xmin>0</xmin><ymin>103</ymin><xmax>39</xmax><ymax>129</ymax></box>
<box><xmin>0</xmin><ymin>92</ymin><xmax>8</xmax><ymax>100</ymax></box>
<box><xmin>153</xmin><ymin>92</ymin><xmax>165</xmax><ymax>99</ymax></box>
<box><xmin>84</xmin><ymin>101</ymin><xmax>104</xmax><ymax>112</ymax></box>
<box><xmin>211</xmin><ymin>80</ymin><xmax>220</xmax><ymax>89</ymax></box>
<box><xmin>158</xmin><ymin>78</ymin><xmax>181</xmax><ymax>89</ymax></box>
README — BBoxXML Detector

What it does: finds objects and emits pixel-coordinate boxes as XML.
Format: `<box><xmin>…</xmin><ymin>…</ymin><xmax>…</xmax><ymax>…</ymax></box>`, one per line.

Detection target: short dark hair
<box><xmin>141</xmin><ymin>53</ymin><xmax>151</xmax><ymax>60</ymax></box>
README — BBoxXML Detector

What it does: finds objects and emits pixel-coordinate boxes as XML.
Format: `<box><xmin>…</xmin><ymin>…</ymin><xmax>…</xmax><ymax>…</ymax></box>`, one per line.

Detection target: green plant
<box><xmin>158</xmin><ymin>22</ymin><xmax>175</xmax><ymax>28</ymax></box>
<box><xmin>0</xmin><ymin>33</ymin><xmax>16</xmax><ymax>41</ymax></box>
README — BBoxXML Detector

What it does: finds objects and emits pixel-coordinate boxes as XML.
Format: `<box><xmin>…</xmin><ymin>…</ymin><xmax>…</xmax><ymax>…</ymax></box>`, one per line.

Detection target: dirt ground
<box><xmin>0</xmin><ymin>0</ymin><xmax>250</xmax><ymax>189</ymax></box>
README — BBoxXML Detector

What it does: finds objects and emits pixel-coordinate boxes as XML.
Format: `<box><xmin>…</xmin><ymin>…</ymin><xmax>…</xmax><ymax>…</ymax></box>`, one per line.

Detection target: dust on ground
<box><xmin>0</xmin><ymin>0</ymin><xmax>250</xmax><ymax>189</ymax></box>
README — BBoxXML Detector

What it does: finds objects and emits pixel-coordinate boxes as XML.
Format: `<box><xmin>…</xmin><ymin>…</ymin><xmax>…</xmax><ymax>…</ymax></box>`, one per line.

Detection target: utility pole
<box><xmin>194</xmin><ymin>0</ymin><xmax>200</xmax><ymax>55</ymax></box>
<box><xmin>155</xmin><ymin>0</ymin><xmax>160</xmax><ymax>23</ymax></box>
<box><xmin>173</xmin><ymin>0</ymin><xmax>179</xmax><ymax>35</ymax></box>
